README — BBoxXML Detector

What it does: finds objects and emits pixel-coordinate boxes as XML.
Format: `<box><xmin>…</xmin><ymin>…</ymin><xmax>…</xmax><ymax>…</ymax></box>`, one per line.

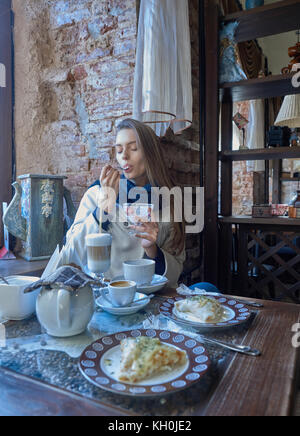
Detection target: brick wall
<box><xmin>12</xmin><ymin>0</ymin><xmax>202</xmax><ymax>281</ymax></box>
<box><xmin>232</xmin><ymin>102</ymin><xmax>253</xmax><ymax>215</ymax></box>
<box><xmin>13</xmin><ymin>0</ymin><xmax>138</xmax><ymax>206</ymax></box>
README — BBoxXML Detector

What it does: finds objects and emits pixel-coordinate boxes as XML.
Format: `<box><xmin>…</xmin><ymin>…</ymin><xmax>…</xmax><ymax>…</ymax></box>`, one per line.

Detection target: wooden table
<box><xmin>0</xmin><ymin>257</ymin><xmax>48</xmax><ymax>278</ymax></box>
<box><xmin>0</xmin><ymin>289</ymin><xmax>299</xmax><ymax>416</ymax></box>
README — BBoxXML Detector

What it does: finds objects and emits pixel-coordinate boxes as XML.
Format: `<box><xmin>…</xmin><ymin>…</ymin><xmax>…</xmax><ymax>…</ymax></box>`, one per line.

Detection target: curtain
<box><xmin>133</xmin><ymin>0</ymin><xmax>193</xmax><ymax>136</ymax></box>
<box><xmin>246</xmin><ymin>100</ymin><xmax>265</xmax><ymax>172</ymax></box>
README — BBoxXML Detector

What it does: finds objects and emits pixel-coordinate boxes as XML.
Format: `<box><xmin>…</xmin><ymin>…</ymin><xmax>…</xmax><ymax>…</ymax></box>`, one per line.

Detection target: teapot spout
<box><xmin>2</xmin><ymin>182</ymin><xmax>27</xmax><ymax>241</ymax></box>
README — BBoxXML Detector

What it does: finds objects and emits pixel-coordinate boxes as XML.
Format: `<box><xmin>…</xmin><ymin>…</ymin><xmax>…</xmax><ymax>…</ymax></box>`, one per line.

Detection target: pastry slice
<box><xmin>174</xmin><ymin>295</ymin><xmax>224</xmax><ymax>323</ymax></box>
<box><xmin>118</xmin><ymin>336</ymin><xmax>187</xmax><ymax>383</ymax></box>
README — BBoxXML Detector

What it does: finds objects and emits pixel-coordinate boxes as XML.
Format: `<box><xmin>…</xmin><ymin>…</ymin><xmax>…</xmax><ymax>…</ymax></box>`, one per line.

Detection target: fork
<box><xmin>161</xmin><ymin>312</ymin><xmax>261</xmax><ymax>356</ymax></box>
<box><xmin>145</xmin><ymin>312</ymin><xmax>156</xmax><ymax>325</ymax></box>
<box><xmin>197</xmin><ymin>335</ymin><xmax>261</xmax><ymax>356</ymax></box>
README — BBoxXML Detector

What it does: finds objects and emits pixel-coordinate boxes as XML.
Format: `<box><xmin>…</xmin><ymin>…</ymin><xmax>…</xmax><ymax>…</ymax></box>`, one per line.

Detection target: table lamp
<box><xmin>274</xmin><ymin>94</ymin><xmax>300</xmax><ymax>129</ymax></box>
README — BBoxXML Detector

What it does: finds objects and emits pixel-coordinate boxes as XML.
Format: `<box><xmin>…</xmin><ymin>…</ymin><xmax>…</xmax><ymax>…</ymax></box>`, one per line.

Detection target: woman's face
<box><xmin>115</xmin><ymin>128</ymin><xmax>148</xmax><ymax>186</ymax></box>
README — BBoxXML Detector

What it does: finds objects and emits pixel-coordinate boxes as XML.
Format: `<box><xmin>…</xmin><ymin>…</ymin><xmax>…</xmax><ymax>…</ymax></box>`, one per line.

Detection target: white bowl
<box><xmin>0</xmin><ymin>276</ymin><xmax>40</xmax><ymax>320</ymax></box>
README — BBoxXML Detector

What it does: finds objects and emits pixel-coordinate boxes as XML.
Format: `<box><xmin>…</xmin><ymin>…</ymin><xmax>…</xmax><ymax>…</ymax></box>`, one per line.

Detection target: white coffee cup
<box><xmin>101</xmin><ymin>280</ymin><xmax>137</xmax><ymax>307</ymax></box>
<box><xmin>123</xmin><ymin>259</ymin><xmax>155</xmax><ymax>286</ymax></box>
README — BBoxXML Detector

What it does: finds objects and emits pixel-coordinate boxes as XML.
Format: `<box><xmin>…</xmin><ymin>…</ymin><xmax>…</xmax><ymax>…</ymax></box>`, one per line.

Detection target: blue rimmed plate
<box><xmin>159</xmin><ymin>296</ymin><xmax>252</xmax><ymax>332</ymax></box>
<box><xmin>78</xmin><ymin>329</ymin><xmax>211</xmax><ymax>397</ymax></box>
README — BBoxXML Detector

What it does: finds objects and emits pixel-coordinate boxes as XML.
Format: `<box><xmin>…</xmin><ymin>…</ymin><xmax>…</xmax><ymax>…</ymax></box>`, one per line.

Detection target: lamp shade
<box><xmin>275</xmin><ymin>94</ymin><xmax>300</xmax><ymax>128</ymax></box>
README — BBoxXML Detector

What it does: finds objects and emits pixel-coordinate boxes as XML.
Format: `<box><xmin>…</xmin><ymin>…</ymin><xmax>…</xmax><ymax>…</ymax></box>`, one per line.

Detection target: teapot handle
<box><xmin>57</xmin><ymin>289</ymin><xmax>71</xmax><ymax>330</ymax></box>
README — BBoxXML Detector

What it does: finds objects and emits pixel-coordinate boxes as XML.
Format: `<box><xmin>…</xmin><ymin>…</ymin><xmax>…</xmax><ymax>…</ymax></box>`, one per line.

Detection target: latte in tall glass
<box><xmin>86</xmin><ymin>233</ymin><xmax>112</xmax><ymax>274</ymax></box>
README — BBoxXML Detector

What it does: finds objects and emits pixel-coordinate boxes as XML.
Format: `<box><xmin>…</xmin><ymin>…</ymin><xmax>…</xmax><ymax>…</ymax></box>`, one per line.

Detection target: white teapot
<box><xmin>36</xmin><ymin>285</ymin><xmax>94</xmax><ymax>337</ymax></box>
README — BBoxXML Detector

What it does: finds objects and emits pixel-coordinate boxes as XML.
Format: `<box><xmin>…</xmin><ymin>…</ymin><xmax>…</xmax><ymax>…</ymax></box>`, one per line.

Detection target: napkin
<box><xmin>24</xmin><ymin>265</ymin><xmax>97</xmax><ymax>293</ymax></box>
<box><xmin>176</xmin><ymin>283</ymin><xmax>221</xmax><ymax>297</ymax></box>
<box><xmin>41</xmin><ymin>245</ymin><xmax>60</xmax><ymax>279</ymax></box>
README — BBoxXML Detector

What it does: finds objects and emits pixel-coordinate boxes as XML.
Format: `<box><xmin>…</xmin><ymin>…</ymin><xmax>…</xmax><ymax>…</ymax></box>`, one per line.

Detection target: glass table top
<box><xmin>0</xmin><ymin>299</ymin><xmax>256</xmax><ymax>416</ymax></box>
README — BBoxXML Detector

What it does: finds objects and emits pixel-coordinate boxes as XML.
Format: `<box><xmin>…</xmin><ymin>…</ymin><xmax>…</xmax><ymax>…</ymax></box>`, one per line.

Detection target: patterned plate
<box><xmin>159</xmin><ymin>296</ymin><xmax>252</xmax><ymax>331</ymax></box>
<box><xmin>78</xmin><ymin>329</ymin><xmax>211</xmax><ymax>397</ymax></box>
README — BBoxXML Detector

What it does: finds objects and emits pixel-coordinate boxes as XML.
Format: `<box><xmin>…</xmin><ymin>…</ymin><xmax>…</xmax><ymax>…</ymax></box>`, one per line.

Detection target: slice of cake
<box><xmin>118</xmin><ymin>336</ymin><xmax>187</xmax><ymax>383</ymax></box>
<box><xmin>174</xmin><ymin>296</ymin><xmax>225</xmax><ymax>323</ymax></box>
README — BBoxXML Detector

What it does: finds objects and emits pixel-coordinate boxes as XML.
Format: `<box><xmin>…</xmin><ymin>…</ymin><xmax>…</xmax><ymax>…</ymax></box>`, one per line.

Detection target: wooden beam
<box><xmin>204</xmin><ymin>0</ymin><xmax>220</xmax><ymax>285</ymax></box>
<box><xmin>219</xmin><ymin>93</ymin><xmax>233</xmax><ymax>291</ymax></box>
<box><xmin>253</xmin><ymin>172</ymin><xmax>266</xmax><ymax>205</ymax></box>
<box><xmin>220</xmin><ymin>92</ymin><xmax>233</xmax><ymax>216</ymax></box>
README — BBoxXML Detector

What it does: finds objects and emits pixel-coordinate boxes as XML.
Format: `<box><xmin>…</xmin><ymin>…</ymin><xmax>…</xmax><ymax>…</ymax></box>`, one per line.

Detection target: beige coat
<box><xmin>58</xmin><ymin>185</ymin><xmax>185</xmax><ymax>288</ymax></box>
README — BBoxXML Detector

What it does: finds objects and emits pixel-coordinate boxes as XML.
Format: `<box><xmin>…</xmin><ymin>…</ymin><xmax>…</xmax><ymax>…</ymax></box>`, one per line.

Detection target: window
<box><xmin>0</xmin><ymin>0</ymin><xmax>13</xmax><ymax>203</ymax></box>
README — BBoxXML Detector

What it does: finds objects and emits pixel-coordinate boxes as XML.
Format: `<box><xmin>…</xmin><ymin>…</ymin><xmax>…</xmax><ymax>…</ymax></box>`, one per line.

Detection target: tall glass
<box><xmin>85</xmin><ymin>233</ymin><xmax>112</xmax><ymax>299</ymax></box>
<box><xmin>123</xmin><ymin>203</ymin><xmax>154</xmax><ymax>235</ymax></box>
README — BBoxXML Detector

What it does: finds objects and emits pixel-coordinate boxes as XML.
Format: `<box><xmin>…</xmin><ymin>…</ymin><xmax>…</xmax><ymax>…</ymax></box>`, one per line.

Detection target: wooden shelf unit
<box><xmin>281</xmin><ymin>177</ymin><xmax>300</xmax><ymax>182</ymax></box>
<box><xmin>220</xmin><ymin>73</ymin><xmax>300</xmax><ymax>102</ymax></box>
<box><xmin>220</xmin><ymin>147</ymin><xmax>300</xmax><ymax>162</ymax></box>
<box><xmin>203</xmin><ymin>0</ymin><xmax>300</xmax><ymax>300</ymax></box>
<box><xmin>222</xmin><ymin>0</ymin><xmax>300</xmax><ymax>43</ymax></box>
<box><xmin>218</xmin><ymin>215</ymin><xmax>300</xmax><ymax>226</ymax></box>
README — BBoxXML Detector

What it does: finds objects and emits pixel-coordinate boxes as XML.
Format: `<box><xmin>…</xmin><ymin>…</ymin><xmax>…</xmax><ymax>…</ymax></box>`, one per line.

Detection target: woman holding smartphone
<box><xmin>59</xmin><ymin>118</ymin><xmax>186</xmax><ymax>287</ymax></box>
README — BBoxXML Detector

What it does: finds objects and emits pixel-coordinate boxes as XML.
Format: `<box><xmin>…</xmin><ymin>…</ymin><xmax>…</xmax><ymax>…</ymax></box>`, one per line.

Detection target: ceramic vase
<box><xmin>245</xmin><ymin>0</ymin><xmax>264</xmax><ymax>9</ymax></box>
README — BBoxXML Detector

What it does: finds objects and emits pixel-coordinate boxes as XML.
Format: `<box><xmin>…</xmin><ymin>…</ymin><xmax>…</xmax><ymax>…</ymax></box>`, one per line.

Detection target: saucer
<box><xmin>96</xmin><ymin>291</ymin><xmax>151</xmax><ymax>316</ymax></box>
<box><xmin>113</xmin><ymin>275</ymin><xmax>169</xmax><ymax>295</ymax></box>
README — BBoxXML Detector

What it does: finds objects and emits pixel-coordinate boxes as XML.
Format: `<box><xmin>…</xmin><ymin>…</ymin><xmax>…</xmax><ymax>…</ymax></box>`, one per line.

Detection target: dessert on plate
<box><xmin>118</xmin><ymin>336</ymin><xmax>187</xmax><ymax>383</ymax></box>
<box><xmin>174</xmin><ymin>295</ymin><xmax>225</xmax><ymax>323</ymax></box>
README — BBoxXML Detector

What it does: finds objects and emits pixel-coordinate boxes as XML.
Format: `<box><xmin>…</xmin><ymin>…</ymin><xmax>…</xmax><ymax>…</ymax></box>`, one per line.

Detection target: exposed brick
<box><xmin>13</xmin><ymin>0</ymin><xmax>202</xmax><ymax>280</ymax></box>
<box><xmin>72</xmin><ymin>65</ymin><xmax>88</xmax><ymax>81</ymax></box>
<box><xmin>66</xmin><ymin>144</ymin><xmax>86</xmax><ymax>157</ymax></box>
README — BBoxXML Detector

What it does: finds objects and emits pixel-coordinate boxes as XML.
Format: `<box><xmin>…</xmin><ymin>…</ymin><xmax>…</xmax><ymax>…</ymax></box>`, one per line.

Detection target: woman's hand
<box><xmin>130</xmin><ymin>220</ymin><xmax>159</xmax><ymax>259</ymax></box>
<box><xmin>99</xmin><ymin>164</ymin><xmax>121</xmax><ymax>214</ymax></box>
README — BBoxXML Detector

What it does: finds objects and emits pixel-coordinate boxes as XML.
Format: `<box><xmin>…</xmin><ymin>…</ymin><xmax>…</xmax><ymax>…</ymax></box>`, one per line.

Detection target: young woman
<box><xmin>58</xmin><ymin>118</ymin><xmax>186</xmax><ymax>287</ymax></box>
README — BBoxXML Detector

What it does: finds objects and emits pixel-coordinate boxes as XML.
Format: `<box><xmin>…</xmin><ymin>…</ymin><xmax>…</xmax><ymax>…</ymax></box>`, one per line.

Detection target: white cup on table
<box><xmin>101</xmin><ymin>280</ymin><xmax>137</xmax><ymax>307</ymax></box>
<box><xmin>123</xmin><ymin>259</ymin><xmax>155</xmax><ymax>286</ymax></box>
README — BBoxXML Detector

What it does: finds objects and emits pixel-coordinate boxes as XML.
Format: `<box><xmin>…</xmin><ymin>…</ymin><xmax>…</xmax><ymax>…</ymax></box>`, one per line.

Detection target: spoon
<box><xmin>128</xmin><ymin>294</ymin><xmax>155</xmax><ymax>306</ymax></box>
<box><xmin>101</xmin><ymin>290</ymin><xmax>154</xmax><ymax>308</ymax></box>
<box><xmin>0</xmin><ymin>275</ymin><xmax>9</xmax><ymax>285</ymax></box>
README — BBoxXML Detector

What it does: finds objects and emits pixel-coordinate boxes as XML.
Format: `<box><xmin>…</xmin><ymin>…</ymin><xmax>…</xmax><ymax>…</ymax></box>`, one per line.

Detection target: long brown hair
<box><xmin>116</xmin><ymin>118</ymin><xmax>185</xmax><ymax>254</ymax></box>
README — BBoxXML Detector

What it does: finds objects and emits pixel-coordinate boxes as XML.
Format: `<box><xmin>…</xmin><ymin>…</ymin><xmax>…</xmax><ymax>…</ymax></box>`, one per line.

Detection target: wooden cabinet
<box><xmin>204</xmin><ymin>0</ymin><xmax>300</xmax><ymax>301</ymax></box>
